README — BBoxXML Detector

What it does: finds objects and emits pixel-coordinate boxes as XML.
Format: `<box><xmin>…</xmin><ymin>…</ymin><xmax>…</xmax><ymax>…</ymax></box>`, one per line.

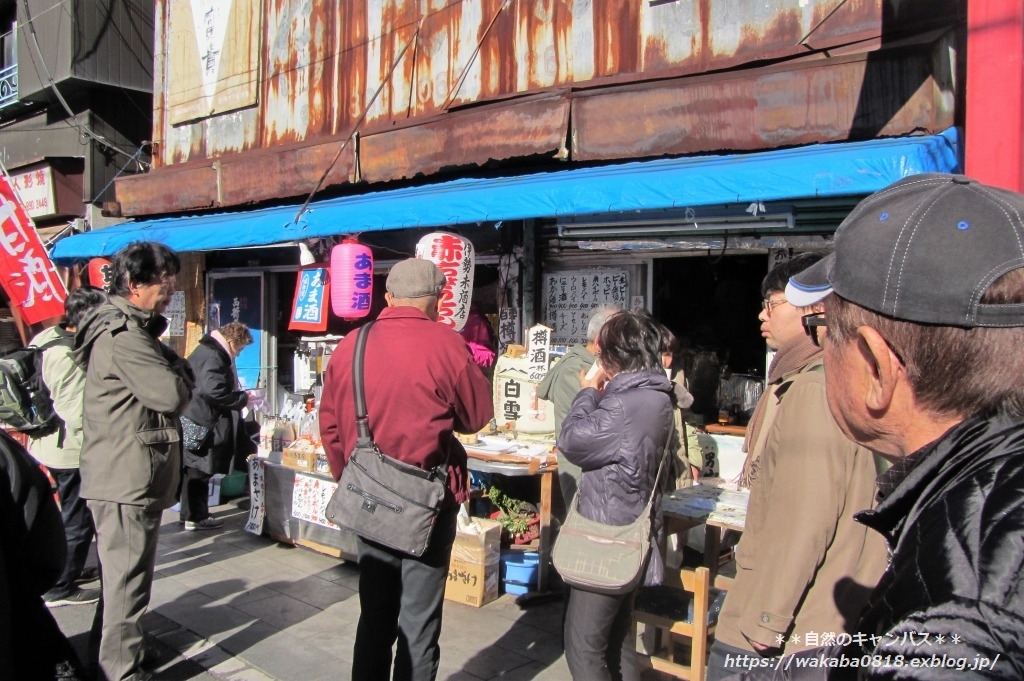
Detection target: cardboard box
<box><xmin>444</xmin><ymin>517</ymin><xmax>502</xmax><ymax>607</ymax></box>
<box><xmin>281</xmin><ymin>447</ymin><xmax>316</xmax><ymax>472</ymax></box>
<box><xmin>446</xmin><ymin>556</ymin><xmax>499</xmax><ymax>607</ymax></box>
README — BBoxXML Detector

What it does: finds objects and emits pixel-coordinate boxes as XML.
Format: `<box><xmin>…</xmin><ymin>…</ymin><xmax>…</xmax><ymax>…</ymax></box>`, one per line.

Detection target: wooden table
<box><xmin>661</xmin><ymin>484</ymin><xmax>748</xmax><ymax>579</ymax></box>
<box><xmin>464</xmin><ymin>444</ymin><xmax>557</xmax><ymax>592</ymax></box>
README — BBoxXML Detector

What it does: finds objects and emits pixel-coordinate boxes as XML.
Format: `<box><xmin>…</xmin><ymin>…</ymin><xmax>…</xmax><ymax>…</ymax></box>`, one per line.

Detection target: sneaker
<box><xmin>74</xmin><ymin>566</ymin><xmax>100</xmax><ymax>585</ymax></box>
<box><xmin>45</xmin><ymin>587</ymin><xmax>101</xmax><ymax>607</ymax></box>
<box><xmin>184</xmin><ymin>517</ymin><xmax>223</xmax><ymax>531</ymax></box>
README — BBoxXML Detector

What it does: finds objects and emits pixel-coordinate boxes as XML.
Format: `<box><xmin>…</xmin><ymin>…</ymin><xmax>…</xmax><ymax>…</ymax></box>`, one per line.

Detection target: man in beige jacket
<box><xmin>706</xmin><ymin>254</ymin><xmax>887</xmax><ymax>680</ymax></box>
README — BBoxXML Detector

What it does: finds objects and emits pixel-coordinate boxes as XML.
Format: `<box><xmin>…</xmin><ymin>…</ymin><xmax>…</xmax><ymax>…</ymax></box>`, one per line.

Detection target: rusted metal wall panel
<box><xmin>572</xmin><ymin>36</ymin><xmax>958</xmax><ymax>160</ymax></box>
<box><xmin>218</xmin><ymin>141</ymin><xmax>355</xmax><ymax>208</ymax></box>
<box><xmin>116</xmin><ymin>165</ymin><xmax>219</xmax><ymax>214</ymax></box>
<box><xmin>155</xmin><ymin>0</ymin><xmax>962</xmax><ymax>165</ymax></box>
<box><xmin>359</xmin><ymin>96</ymin><xmax>570</xmax><ymax>183</ymax></box>
<box><xmin>125</xmin><ymin>0</ymin><xmax>964</xmax><ymax>216</ymax></box>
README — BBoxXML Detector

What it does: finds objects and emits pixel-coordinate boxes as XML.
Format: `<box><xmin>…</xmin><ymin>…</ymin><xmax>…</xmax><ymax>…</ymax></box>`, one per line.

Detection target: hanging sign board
<box><xmin>497</xmin><ymin>307</ymin><xmax>521</xmax><ymax>354</ymax></box>
<box><xmin>543</xmin><ymin>269</ymin><xmax>628</xmax><ymax>345</ymax></box>
<box><xmin>525</xmin><ymin>324</ymin><xmax>551</xmax><ymax>382</ymax></box>
<box><xmin>0</xmin><ymin>175</ymin><xmax>66</xmax><ymax>324</ymax></box>
<box><xmin>289</xmin><ymin>266</ymin><xmax>330</xmax><ymax>333</ymax></box>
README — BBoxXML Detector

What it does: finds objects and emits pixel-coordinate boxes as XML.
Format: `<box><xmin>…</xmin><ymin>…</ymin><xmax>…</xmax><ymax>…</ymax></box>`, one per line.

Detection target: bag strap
<box><xmin>352</xmin><ymin>322</ymin><xmax>375</xmax><ymax>445</ymax></box>
<box><xmin>644</xmin><ymin>428</ymin><xmax>673</xmax><ymax>510</ymax></box>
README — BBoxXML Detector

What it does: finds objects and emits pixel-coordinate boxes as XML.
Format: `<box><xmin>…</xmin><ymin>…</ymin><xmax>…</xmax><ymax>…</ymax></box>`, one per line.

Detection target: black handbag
<box><xmin>324</xmin><ymin>322</ymin><xmax>448</xmax><ymax>557</ymax></box>
<box><xmin>180</xmin><ymin>415</ymin><xmax>211</xmax><ymax>452</ymax></box>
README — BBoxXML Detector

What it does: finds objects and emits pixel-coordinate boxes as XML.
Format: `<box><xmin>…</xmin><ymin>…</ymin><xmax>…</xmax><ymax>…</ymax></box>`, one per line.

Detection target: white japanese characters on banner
<box><xmin>291</xmin><ymin>472</ymin><xmax>339</xmax><ymax>529</ymax></box>
<box><xmin>0</xmin><ymin>175</ymin><xmax>67</xmax><ymax>324</ymax></box>
<box><xmin>415</xmin><ymin>232</ymin><xmax>474</xmax><ymax>331</ymax></box>
<box><xmin>543</xmin><ymin>269</ymin><xmax>628</xmax><ymax>345</ymax></box>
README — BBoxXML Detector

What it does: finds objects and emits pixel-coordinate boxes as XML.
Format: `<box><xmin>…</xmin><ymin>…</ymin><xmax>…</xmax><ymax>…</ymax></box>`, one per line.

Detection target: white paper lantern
<box><xmin>415</xmin><ymin>232</ymin><xmax>474</xmax><ymax>331</ymax></box>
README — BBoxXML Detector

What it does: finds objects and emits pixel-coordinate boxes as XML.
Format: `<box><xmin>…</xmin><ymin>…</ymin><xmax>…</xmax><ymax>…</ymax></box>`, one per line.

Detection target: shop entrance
<box><xmin>651</xmin><ymin>254</ymin><xmax>769</xmax><ymax>423</ymax></box>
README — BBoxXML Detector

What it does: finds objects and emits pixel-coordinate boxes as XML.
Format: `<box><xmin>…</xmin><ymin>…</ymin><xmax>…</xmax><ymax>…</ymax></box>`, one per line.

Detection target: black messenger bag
<box><xmin>324</xmin><ymin>322</ymin><xmax>448</xmax><ymax>557</ymax></box>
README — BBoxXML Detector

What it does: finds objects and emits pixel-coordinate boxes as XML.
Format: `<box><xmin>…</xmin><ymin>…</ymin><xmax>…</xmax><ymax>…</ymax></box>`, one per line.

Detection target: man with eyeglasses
<box><xmin>733</xmin><ymin>174</ymin><xmax>1024</xmax><ymax>679</ymax></box>
<box><xmin>707</xmin><ymin>254</ymin><xmax>887</xmax><ymax>680</ymax></box>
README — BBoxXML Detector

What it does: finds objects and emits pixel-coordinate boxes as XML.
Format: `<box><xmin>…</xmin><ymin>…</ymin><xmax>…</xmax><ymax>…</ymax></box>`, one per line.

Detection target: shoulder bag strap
<box><xmin>352</xmin><ymin>322</ymin><xmax>374</xmax><ymax>446</ymax></box>
<box><xmin>642</xmin><ymin>421</ymin><xmax>675</xmax><ymax>511</ymax></box>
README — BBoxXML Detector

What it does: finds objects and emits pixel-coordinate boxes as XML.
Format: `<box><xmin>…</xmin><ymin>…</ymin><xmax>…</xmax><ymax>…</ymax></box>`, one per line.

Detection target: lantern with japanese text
<box><xmin>330</xmin><ymin>239</ymin><xmax>373</xmax><ymax>319</ymax></box>
<box><xmin>87</xmin><ymin>258</ymin><xmax>113</xmax><ymax>290</ymax></box>
<box><xmin>414</xmin><ymin>232</ymin><xmax>474</xmax><ymax>331</ymax></box>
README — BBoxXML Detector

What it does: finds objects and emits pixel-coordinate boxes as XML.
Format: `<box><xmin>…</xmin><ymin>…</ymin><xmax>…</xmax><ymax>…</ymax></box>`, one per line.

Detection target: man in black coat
<box><xmin>733</xmin><ymin>174</ymin><xmax>1024</xmax><ymax>680</ymax></box>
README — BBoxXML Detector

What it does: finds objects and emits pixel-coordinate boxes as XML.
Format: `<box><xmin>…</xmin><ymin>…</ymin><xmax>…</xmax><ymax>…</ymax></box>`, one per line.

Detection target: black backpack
<box><xmin>0</xmin><ymin>336</ymin><xmax>74</xmax><ymax>434</ymax></box>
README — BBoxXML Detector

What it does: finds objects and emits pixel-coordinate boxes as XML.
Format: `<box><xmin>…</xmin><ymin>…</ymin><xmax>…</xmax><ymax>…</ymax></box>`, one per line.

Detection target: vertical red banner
<box><xmin>0</xmin><ymin>176</ymin><xmax>66</xmax><ymax>324</ymax></box>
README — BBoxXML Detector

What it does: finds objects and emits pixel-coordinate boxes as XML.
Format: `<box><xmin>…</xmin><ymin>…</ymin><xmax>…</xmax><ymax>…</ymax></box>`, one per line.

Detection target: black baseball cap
<box><xmin>786</xmin><ymin>173</ymin><xmax>1024</xmax><ymax>328</ymax></box>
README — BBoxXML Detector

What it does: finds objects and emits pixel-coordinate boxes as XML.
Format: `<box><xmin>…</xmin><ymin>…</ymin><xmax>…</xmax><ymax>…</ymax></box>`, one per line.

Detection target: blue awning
<box><xmin>51</xmin><ymin>127</ymin><xmax>961</xmax><ymax>264</ymax></box>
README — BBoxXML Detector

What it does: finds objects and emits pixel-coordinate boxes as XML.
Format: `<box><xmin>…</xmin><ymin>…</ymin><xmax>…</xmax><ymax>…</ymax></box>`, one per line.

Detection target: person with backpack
<box><xmin>26</xmin><ymin>286</ymin><xmax>108</xmax><ymax>608</ymax></box>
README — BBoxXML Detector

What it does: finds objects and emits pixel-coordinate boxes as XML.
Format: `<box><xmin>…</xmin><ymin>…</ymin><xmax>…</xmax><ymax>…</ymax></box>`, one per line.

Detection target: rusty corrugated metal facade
<box><xmin>116</xmin><ymin>0</ymin><xmax>964</xmax><ymax>217</ymax></box>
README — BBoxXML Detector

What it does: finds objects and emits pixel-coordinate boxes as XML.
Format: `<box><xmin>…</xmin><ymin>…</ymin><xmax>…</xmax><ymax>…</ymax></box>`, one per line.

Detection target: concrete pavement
<box><xmin>51</xmin><ymin>496</ymin><xmax>666</xmax><ymax>680</ymax></box>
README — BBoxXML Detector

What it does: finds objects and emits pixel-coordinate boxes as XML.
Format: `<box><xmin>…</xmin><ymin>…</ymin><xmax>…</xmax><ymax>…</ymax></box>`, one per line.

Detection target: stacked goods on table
<box><xmin>281</xmin><ymin>436</ymin><xmax>326</xmax><ymax>473</ymax></box>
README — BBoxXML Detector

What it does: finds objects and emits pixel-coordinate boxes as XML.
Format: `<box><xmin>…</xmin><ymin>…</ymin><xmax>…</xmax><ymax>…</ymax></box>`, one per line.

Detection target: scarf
<box><xmin>739</xmin><ymin>333</ymin><xmax>822</xmax><ymax>487</ymax></box>
<box><xmin>211</xmin><ymin>330</ymin><xmax>240</xmax><ymax>389</ymax></box>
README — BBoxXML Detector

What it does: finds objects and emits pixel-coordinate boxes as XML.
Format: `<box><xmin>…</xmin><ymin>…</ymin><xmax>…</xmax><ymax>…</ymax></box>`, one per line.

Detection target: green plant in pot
<box><xmin>487</xmin><ymin>484</ymin><xmax>540</xmax><ymax>544</ymax></box>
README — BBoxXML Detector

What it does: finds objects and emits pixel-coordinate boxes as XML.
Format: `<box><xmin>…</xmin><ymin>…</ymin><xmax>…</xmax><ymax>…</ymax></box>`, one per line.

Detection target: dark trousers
<box><xmin>44</xmin><ymin>467</ymin><xmax>96</xmax><ymax>598</ymax></box>
<box><xmin>564</xmin><ymin>587</ymin><xmax>639</xmax><ymax>681</ymax></box>
<box><xmin>352</xmin><ymin>506</ymin><xmax>459</xmax><ymax>681</ymax></box>
<box><xmin>179</xmin><ymin>467</ymin><xmax>211</xmax><ymax>522</ymax></box>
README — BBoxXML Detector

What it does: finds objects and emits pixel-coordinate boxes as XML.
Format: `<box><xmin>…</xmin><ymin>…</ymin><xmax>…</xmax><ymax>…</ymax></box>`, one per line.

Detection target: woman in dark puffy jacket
<box><xmin>558</xmin><ymin>311</ymin><xmax>674</xmax><ymax>681</ymax></box>
<box><xmin>179</xmin><ymin>322</ymin><xmax>252</xmax><ymax>530</ymax></box>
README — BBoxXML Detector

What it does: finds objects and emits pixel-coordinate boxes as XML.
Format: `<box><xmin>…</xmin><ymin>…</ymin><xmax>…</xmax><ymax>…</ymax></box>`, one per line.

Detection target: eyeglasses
<box><xmin>762</xmin><ymin>297</ymin><xmax>789</xmax><ymax>318</ymax></box>
<box><xmin>801</xmin><ymin>312</ymin><xmax>827</xmax><ymax>347</ymax></box>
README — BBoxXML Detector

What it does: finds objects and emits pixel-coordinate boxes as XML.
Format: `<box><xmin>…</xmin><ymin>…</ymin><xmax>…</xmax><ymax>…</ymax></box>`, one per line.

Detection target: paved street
<box><xmin>51</xmin><ymin>496</ymin><xmax>665</xmax><ymax>680</ymax></box>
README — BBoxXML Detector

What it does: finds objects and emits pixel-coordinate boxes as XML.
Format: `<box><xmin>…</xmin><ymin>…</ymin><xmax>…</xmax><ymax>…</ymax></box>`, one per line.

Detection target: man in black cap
<box><xmin>737</xmin><ymin>173</ymin><xmax>1024</xmax><ymax>678</ymax></box>
<box><xmin>320</xmin><ymin>257</ymin><xmax>493</xmax><ymax>681</ymax></box>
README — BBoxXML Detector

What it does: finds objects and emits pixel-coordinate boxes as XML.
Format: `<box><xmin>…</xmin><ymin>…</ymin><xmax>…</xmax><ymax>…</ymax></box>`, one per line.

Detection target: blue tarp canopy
<box><xmin>51</xmin><ymin>128</ymin><xmax>960</xmax><ymax>264</ymax></box>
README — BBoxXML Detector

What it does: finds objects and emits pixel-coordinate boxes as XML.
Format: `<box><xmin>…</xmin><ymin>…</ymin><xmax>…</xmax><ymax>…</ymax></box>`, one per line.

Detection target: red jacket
<box><xmin>319</xmin><ymin>306</ymin><xmax>494</xmax><ymax>506</ymax></box>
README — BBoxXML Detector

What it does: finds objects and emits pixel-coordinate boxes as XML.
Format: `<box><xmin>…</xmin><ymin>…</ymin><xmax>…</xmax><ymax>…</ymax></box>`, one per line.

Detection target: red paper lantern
<box><xmin>330</xmin><ymin>240</ymin><xmax>373</xmax><ymax>318</ymax></box>
<box><xmin>415</xmin><ymin>232</ymin><xmax>474</xmax><ymax>331</ymax></box>
<box><xmin>87</xmin><ymin>258</ymin><xmax>113</xmax><ymax>290</ymax></box>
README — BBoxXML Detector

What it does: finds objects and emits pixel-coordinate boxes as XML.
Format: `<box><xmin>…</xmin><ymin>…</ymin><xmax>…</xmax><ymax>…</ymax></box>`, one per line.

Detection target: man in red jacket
<box><xmin>320</xmin><ymin>257</ymin><xmax>493</xmax><ymax>681</ymax></box>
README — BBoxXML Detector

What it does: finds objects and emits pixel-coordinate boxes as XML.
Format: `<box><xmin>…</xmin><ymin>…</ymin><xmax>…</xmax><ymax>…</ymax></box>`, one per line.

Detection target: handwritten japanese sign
<box><xmin>291</xmin><ymin>472</ymin><xmax>338</xmax><ymax>529</ymax></box>
<box><xmin>0</xmin><ymin>176</ymin><xmax>66</xmax><ymax>324</ymax></box>
<box><xmin>543</xmin><ymin>269</ymin><xmax>628</xmax><ymax>345</ymax></box>
<box><xmin>159</xmin><ymin>291</ymin><xmax>186</xmax><ymax>338</ymax></box>
<box><xmin>289</xmin><ymin>266</ymin><xmax>329</xmax><ymax>332</ymax></box>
